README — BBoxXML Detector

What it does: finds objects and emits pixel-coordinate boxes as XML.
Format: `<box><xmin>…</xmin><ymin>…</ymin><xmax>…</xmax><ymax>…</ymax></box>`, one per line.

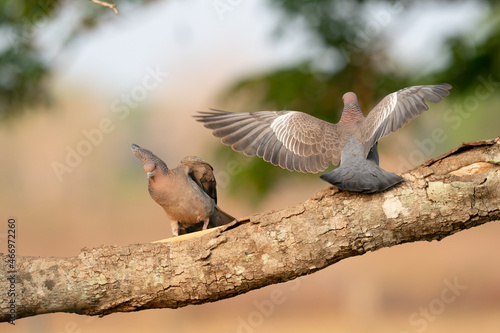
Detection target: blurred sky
<box><xmin>2</xmin><ymin>1</ymin><xmax>500</xmax><ymax>333</ymax></box>
<box><xmin>50</xmin><ymin>0</ymin><xmax>483</xmax><ymax>92</ymax></box>
<box><xmin>53</xmin><ymin>0</ymin><xmax>308</xmax><ymax>94</ymax></box>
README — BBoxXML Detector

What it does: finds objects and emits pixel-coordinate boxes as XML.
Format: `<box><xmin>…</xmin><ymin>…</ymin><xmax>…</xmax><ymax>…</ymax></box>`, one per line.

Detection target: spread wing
<box><xmin>179</xmin><ymin>156</ymin><xmax>217</xmax><ymax>203</ymax></box>
<box><xmin>359</xmin><ymin>84</ymin><xmax>452</xmax><ymax>157</ymax></box>
<box><xmin>195</xmin><ymin>109</ymin><xmax>346</xmax><ymax>172</ymax></box>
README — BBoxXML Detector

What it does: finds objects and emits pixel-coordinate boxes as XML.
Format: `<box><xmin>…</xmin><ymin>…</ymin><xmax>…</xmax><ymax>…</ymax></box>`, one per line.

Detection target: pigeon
<box><xmin>195</xmin><ymin>84</ymin><xmax>452</xmax><ymax>193</ymax></box>
<box><xmin>131</xmin><ymin>144</ymin><xmax>235</xmax><ymax>236</ymax></box>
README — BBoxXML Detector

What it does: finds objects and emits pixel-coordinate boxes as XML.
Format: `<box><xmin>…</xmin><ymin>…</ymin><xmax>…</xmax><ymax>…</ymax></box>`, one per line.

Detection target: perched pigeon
<box><xmin>131</xmin><ymin>144</ymin><xmax>235</xmax><ymax>236</ymax></box>
<box><xmin>195</xmin><ymin>84</ymin><xmax>451</xmax><ymax>193</ymax></box>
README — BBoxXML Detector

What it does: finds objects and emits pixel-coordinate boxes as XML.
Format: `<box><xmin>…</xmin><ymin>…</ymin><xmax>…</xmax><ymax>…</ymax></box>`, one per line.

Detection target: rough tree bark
<box><xmin>1</xmin><ymin>137</ymin><xmax>499</xmax><ymax>323</ymax></box>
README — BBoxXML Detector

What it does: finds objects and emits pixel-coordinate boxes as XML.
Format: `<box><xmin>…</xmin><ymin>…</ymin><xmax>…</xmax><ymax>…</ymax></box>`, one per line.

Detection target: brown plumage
<box><xmin>195</xmin><ymin>84</ymin><xmax>452</xmax><ymax>193</ymax></box>
<box><xmin>131</xmin><ymin>144</ymin><xmax>235</xmax><ymax>236</ymax></box>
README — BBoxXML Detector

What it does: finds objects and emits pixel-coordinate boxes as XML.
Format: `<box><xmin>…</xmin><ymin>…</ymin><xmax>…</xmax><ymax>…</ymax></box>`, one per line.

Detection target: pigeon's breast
<box><xmin>150</xmin><ymin>174</ymin><xmax>215</xmax><ymax>224</ymax></box>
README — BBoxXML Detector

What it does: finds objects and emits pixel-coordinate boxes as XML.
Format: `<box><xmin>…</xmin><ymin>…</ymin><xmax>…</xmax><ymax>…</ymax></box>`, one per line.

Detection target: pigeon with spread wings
<box><xmin>195</xmin><ymin>84</ymin><xmax>451</xmax><ymax>193</ymax></box>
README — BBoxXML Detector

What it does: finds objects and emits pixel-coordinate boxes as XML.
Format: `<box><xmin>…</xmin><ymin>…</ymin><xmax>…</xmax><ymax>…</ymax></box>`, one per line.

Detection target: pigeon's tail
<box><xmin>320</xmin><ymin>166</ymin><xmax>403</xmax><ymax>194</ymax></box>
<box><xmin>213</xmin><ymin>206</ymin><xmax>236</xmax><ymax>227</ymax></box>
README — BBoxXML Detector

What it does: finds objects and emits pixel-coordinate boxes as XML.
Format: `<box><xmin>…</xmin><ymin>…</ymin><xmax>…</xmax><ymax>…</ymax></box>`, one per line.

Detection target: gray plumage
<box><xmin>195</xmin><ymin>84</ymin><xmax>452</xmax><ymax>193</ymax></box>
<box><xmin>131</xmin><ymin>144</ymin><xmax>235</xmax><ymax>236</ymax></box>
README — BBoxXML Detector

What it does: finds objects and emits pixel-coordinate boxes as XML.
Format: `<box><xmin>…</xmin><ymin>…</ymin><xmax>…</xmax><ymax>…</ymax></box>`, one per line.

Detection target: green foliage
<box><xmin>432</xmin><ymin>7</ymin><xmax>500</xmax><ymax>95</ymax></box>
<box><xmin>0</xmin><ymin>0</ymin><xmax>153</xmax><ymax>119</ymax></box>
<box><xmin>0</xmin><ymin>46</ymin><xmax>48</xmax><ymax>116</ymax></box>
<box><xmin>0</xmin><ymin>0</ymin><xmax>60</xmax><ymax>118</ymax></box>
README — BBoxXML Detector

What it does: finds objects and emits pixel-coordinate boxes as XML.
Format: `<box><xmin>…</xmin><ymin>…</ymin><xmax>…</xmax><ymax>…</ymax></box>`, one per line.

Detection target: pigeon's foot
<box><xmin>202</xmin><ymin>219</ymin><xmax>209</xmax><ymax>230</ymax></box>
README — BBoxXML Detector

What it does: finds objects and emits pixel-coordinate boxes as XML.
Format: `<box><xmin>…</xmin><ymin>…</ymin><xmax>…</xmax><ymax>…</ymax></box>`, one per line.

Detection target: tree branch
<box><xmin>90</xmin><ymin>0</ymin><xmax>119</xmax><ymax>15</ymax></box>
<box><xmin>1</xmin><ymin>137</ymin><xmax>499</xmax><ymax>323</ymax></box>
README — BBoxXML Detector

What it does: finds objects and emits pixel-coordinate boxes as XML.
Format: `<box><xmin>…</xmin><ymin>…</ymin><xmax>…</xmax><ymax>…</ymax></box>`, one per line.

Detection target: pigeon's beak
<box><xmin>144</xmin><ymin>162</ymin><xmax>156</xmax><ymax>181</ymax></box>
<box><xmin>131</xmin><ymin>144</ymin><xmax>150</xmax><ymax>163</ymax></box>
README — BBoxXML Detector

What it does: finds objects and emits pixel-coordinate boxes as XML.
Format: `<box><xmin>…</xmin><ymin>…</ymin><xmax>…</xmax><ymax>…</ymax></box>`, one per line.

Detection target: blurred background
<box><xmin>1</xmin><ymin>0</ymin><xmax>499</xmax><ymax>332</ymax></box>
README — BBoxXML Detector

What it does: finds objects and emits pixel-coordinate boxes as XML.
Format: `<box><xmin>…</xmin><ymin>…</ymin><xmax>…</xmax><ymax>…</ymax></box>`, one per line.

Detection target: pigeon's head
<box><xmin>144</xmin><ymin>161</ymin><xmax>159</xmax><ymax>180</ymax></box>
<box><xmin>131</xmin><ymin>144</ymin><xmax>168</xmax><ymax>179</ymax></box>
<box><xmin>342</xmin><ymin>92</ymin><xmax>358</xmax><ymax>105</ymax></box>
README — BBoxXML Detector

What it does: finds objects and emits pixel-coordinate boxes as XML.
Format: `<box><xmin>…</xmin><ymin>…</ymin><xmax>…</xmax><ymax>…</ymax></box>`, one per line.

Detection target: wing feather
<box><xmin>179</xmin><ymin>156</ymin><xmax>217</xmax><ymax>203</ymax></box>
<box><xmin>360</xmin><ymin>84</ymin><xmax>452</xmax><ymax>156</ymax></box>
<box><xmin>195</xmin><ymin>109</ymin><xmax>346</xmax><ymax>173</ymax></box>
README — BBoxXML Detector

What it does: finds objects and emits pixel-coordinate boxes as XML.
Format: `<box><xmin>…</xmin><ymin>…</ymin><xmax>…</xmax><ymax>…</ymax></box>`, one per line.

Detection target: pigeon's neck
<box><xmin>158</xmin><ymin>161</ymin><xmax>169</xmax><ymax>175</ymax></box>
<box><xmin>339</xmin><ymin>103</ymin><xmax>365</xmax><ymax>127</ymax></box>
<box><xmin>148</xmin><ymin>165</ymin><xmax>171</xmax><ymax>193</ymax></box>
<box><xmin>148</xmin><ymin>162</ymin><xmax>169</xmax><ymax>187</ymax></box>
